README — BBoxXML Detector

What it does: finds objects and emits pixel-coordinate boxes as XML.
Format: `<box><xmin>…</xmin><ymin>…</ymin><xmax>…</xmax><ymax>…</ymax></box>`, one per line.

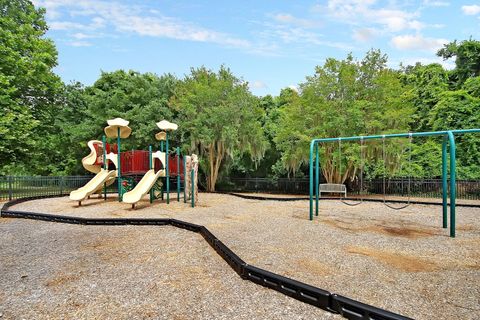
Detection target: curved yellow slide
<box><xmin>70</xmin><ymin>140</ymin><xmax>118</xmax><ymax>205</ymax></box>
<box><xmin>70</xmin><ymin>169</ymin><xmax>117</xmax><ymax>204</ymax></box>
<box><xmin>123</xmin><ymin>169</ymin><xmax>165</xmax><ymax>206</ymax></box>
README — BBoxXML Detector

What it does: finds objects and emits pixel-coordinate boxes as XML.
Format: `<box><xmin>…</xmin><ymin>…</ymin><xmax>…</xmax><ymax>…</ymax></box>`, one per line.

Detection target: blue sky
<box><xmin>33</xmin><ymin>0</ymin><xmax>480</xmax><ymax>96</ymax></box>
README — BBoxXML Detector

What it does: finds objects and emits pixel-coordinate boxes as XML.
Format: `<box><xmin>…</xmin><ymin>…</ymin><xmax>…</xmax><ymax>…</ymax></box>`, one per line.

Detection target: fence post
<box><xmin>8</xmin><ymin>176</ymin><xmax>13</xmax><ymax>201</ymax></box>
<box><xmin>59</xmin><ymin>176</ymin><xmax>64</xmax><ymax>195</ymax></box>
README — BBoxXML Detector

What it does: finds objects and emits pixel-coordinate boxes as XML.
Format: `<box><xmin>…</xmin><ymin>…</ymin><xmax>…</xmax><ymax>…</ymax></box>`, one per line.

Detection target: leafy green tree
<box><xmin>463</xmin><ymin>76</ymin><xmax>480</xmax><ymax>97</ymax></box>
<box><xmin>403</xmin><ymin>63</ymin><xmax>449</xmax><ymax>131</ymax></box>
<box><xmin>437</xmin><ymin>39</ymin><xmax>480</xmax><ymax>87</ymax></box>
<box><xmin>172</xmin><ymin>66</ymin><xmax>267</xmax><ymax>191</ymax></box>
<box><xmin>429</xmin><ymin>88</ymin><xmax>480</xmax><ymax>178</ymax></box>
<box><xmin>0</xmin><ymin>0</ymin><xmax>62</xmax><ymax>174</ymax></box>
<box><xmin>80</xmin><ymin>70</ymin><xmax>178</xmax><ymax>150</ymax></box>
<box><xmin>274</xmin><ymin>50</ymin><xmax>413</xmax><ymax>182</ymax></box>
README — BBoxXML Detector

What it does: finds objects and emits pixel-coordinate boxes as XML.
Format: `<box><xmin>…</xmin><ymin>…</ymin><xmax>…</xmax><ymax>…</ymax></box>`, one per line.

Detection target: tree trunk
<box><xmin>205</xmin><ymin>140</ymin><xmax>225</xmax><ymax>192</ymax></box>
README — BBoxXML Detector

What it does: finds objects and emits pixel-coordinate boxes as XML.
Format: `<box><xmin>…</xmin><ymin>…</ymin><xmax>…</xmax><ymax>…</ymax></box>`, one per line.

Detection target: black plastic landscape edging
<box><xmin>226</xmin><ymin>192</ymin><xmax>480</xmax><ymax>208</ymax></box>
<box><xmin>1</xmin><ymin>196</ymin><xmax>412</xmax><ymax>320</ymax></box>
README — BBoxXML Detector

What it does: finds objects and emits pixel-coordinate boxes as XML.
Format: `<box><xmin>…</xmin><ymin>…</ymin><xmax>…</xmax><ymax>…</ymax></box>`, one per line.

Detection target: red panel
<box><xmin>168</xmin><ymin>154</ymin><xmax>184</xmax><ymax>177</ymax></box>
<box><xmin>93</xmin><ymin>142</ymin><xmax>103</xmax><ymax>166</ymax></box>
<box><xmin>94</xmin><ymin>148</ymin><xmax>185</xmax><ymax>176</ymax></box>
<box><xmin>93</xmin><ymin>143</ymin><xmax>119</xmax><ymax>166</ymax></box>
<box><xmin>121</xmin><ymin>150</ymin><xmax>149</xmax><ymax>175</ymax></box>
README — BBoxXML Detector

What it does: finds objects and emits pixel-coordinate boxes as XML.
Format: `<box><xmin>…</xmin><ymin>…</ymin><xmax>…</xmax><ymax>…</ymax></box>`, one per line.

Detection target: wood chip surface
<box><xmin>3</xmin><ymin>193</ymin><xmax>480</xmax><ymax>319</ymax></box>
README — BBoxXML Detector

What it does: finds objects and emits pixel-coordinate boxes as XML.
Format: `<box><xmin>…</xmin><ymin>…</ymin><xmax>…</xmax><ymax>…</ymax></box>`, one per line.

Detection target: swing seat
<box><xmin>319</xmin><ymin>184</ymin><xmax>347</xmax><ymax>197</ymax></box>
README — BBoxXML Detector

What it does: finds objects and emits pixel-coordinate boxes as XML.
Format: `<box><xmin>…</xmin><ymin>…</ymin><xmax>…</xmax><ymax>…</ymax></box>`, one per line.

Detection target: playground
<box><xmin>1</xmin><ymin>119</ymin><xmax>479</xmax><ymax>320</ymax></box>
<box><xmin>1</xmin><ymin>192</ymin><xmax>479</xmax><ymax>319</ymax></box>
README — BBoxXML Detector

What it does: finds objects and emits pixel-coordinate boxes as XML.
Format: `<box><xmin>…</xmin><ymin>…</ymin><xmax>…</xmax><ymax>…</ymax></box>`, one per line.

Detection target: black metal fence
<box><xmin>362</xmin><ymin>179</ymin><xmax>480</xmax><ymax>200</ymax></box>
<box><xmin>218</xmin><ymin>177</ymin><xmax>480</xmax><ymax>200</ymax></box>
<box><xmin>1</xmin><ymin>176</ymin><xmax>480</xmax><ymax>201</ymax></box>
<box><xmin>218</xmin><ymin>178</ymin><xmax>310</xmax><ymax>195</ymax></box>
<box><xmin>0</xmin><ymin>176</ymin><xmax>117</xmax><ymax>201</ymax></box>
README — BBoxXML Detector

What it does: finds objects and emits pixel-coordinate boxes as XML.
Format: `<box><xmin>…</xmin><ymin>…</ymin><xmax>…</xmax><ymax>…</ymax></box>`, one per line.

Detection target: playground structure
<box><xmin>309</xmin><ymin>129</ymin><xmax>480</xmax><ymax>238</ymax></box>
<box><xmin>69</xmin><ymin>118</ymin><xmax>199</xmax><ymax>208</ymax></box>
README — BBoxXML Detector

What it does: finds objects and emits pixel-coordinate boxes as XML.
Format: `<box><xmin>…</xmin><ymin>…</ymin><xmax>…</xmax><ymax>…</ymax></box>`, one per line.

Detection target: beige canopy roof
<box><xmin>156</xmin><ymin>120</ymin><xmax>178</xmax><ymax>131</ymax></box>
<box><xmin>104</xmin><ymin>118</ymin><xmax>132</xmax><ymax>138</ymax></box>
<box><xmin>155</xmin><ymin>131</ymin><xmax>167</xmax><ymax>141</ymax></box>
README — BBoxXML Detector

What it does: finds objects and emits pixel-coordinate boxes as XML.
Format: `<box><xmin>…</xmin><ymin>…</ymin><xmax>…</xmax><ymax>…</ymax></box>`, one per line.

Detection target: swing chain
<box><xmin>382</xmin><ymin>133</ymin><xmax>413</xmax><ymax>210</ymax></box>
<box><xmin>339</xmin><ymin>137</ymin><xmax>363</xmax><ymax>206</ymax></box>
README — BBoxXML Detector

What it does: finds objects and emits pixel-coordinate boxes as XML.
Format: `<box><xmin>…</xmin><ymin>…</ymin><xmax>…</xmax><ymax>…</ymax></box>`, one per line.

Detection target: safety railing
<box><xmin>1</xmin><ymin>176</ymin><xmax>480</xmax><ymax>201</ymax></box>
<box><xmin>218</xmin><ymin>177</ymin><xmax>480</xmax><ymax>200</ymax></box>
<box><xmin>0</xmin><ymin>176</ymin><xmax>118</xmax><ymax>201</ymax></box>
<box><xmin>218</xmin><ymin>177</ymin><xmax>310</xmax><ymax>194</ymax></box>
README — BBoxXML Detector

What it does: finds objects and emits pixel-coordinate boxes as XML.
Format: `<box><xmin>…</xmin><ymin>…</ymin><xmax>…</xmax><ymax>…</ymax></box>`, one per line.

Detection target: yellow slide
<box><xmin>70</xmin><ymin>140</ymin><xmax>118</xmax><ymax>205</ymax></box>
<box><xmin>122</xmin><ymin>169</ymin><xmax>165</xmax><ymax>206</ymax></box>
<box><xmin>70</xmin><ymin>169</ymin><xmax>117</xmax><ymax>204</ymax></box>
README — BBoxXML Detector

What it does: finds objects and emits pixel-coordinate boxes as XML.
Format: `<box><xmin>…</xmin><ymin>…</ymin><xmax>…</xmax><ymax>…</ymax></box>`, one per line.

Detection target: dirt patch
<box><xmin>322</xmin><ymin>218</ymin><xmax>357</xmax><ymax>232</ymax></box>
<box><xmin>45</xmin><ymin>273</ymin><xmax>82</xmax><ymax>287</ymax></box>
<box><xmin>0</xmin><ymin>217</ymin><xmax>14</xmax><ymax>223</ymax></box>
<box><xmin>367</xmin><ymin>225</ymin><xmax>437</xmax><ymax>239</ymax></box>
<box><xmin>346</xmin><ymin>246</ymin><xmax>439</xmax><ymax>272</ymax></box>
<box><xmin>457</xmin><ymin>224</ymin><xmax>478</xmax><ymax>231</ymax></box>
<box><xmin>295</xmin><ymin>258</ymin><xmax>331</xmax><ymax>276</ymax></box>
<box><xmin>321</xmin><ymin>216</ymin><xmax>437</xmax><ymax>239</ymax></box>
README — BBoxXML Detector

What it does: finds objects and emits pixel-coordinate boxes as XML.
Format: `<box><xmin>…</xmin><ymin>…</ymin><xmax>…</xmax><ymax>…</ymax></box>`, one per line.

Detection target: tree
<box><xmin>429</xmin><ymin>88</ymin><xmax>480</xmax><ymax>179</ymax></box>
<box><xmin>403</xmin><ymin>63</ymin><xmax>449</xmax><ymax>131</ymax></box>
<box><xmin>0</xmin><ymin>0</ymin><xmax>62</xmax><ymax>174</ymax></box>
<box><xmin>172</xmin><ymin>66</ymin><xmax>267</xmax><ymax>191</ymax></box>
<box><xmin>274</xmin><ymin>50</ymin><xmax>414</xmax><ymax>182</ymax></box>
<box><xmin>80</xmin><ymin>70</ymin><xmax>178</xmax><ymax>150</ymax></box>
<box><xmin>437</xmin><ymin>39</ymin><xmax>480</xmax><ymax>87</ymax></box>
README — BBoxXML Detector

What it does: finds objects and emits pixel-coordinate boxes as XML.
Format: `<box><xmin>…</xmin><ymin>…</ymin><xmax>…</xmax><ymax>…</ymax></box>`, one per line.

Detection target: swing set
<box><xmin>309</xmin><ymin>129</ymin><xmax>480</xmax><ymax>238</ymax></box>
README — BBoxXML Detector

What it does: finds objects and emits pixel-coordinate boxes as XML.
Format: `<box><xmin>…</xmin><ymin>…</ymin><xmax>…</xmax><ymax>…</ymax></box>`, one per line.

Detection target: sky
<box><xmin>33</xmin><ymin>0</ymin><xmax>480</xmax><ymax>96</ymax></box>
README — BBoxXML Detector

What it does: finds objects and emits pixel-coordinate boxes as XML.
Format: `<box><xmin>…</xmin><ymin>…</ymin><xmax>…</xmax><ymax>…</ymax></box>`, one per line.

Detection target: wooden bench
<box><xmin>319</xmin><ymin>183</ymin><xmax>347</xmax><ymax>197</ymax></box>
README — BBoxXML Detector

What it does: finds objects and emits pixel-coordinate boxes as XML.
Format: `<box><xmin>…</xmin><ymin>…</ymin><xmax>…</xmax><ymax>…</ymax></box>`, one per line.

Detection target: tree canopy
<box><xmin>172</xmin><ymin>66</ymin><xmax>267</xmax><ymax>191</ymax></box>
<box><xmin>0</xmin><ymin>0</ymin><xmax>62</xmax><ymax>174</ymax></box>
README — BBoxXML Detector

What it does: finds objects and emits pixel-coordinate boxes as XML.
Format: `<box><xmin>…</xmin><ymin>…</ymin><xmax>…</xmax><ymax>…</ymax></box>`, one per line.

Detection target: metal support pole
<box><xmin>149</xmin><ymin>145</ymin><xmax>152</xmax><ymax>169</ymax></box>
<box><xmin>447</xmin><ymin>131</ymin><xmax>456</xmax><ymax>238</ymax></box>
<box><xmin>309</xmin><ymin>140</ymin><xmax>315</xmax><ymax>220</ymax></box>
<box><xmin>103</xmin><ymin>135</ymin><xmax>107</xmax><ymax>201</ymax></box>
<box><xmin>177</xmin><ymin>147</ymin><xmax>180</xmax><ymax>201</ymax></box>
<box><xmin>166</xmin><ymin>131</ymin><xmax>170</xmax><ymax>204</ymax></box>
<box><xmin>149</xmin><ymin>145</ymin><xmax>153</xmax><ymax>203</ymax></box>
<box><xmin>183</xmin><ymin>156</ymin><xmax>187</xmax><ymax>203</ymax></box>
<box><xmin>315</xmin><ymin>142</ymin><xmax>319</xmax><ymax>216</ymax></box>
<box><xmin>191</xmin><ymin>168</ymin><xmax>195</xmax><ymax>208</ymax></box>
<box><xmin>441</xmin><ymin>137</ymin><xmax>448</xmax><ymax>228</ymax></box>
<box><xmin>117</xmin><ymin>128</ymin><xmax>122</xmax><ymax>202</ymax></box>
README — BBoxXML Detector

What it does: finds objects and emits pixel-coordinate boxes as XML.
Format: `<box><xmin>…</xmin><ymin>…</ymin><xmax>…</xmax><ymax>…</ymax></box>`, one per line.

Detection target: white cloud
<box><xmin>72</xmin><ymin>32</ymin><xmax>100</xmax><ymax>39</ymax></box>
<box><xmin>49</xmin><ymin>16</ymin><xmax>105</xmax><ymax>31</ymax></box>
<box><xmin>68</xmin><ymin>40</ymin><xmax>92</xmax><ymax>47</ymax></box>
<box><xmin>321</xmin><ymin>0</ymin><xmax>423</xmax><ymax>33</ymax></box>
<box><xmin>249</xmin><ymin>81</ymin><xmax>268</xmax><ymax>89</ymax></box>
<box><xmin>461</xmin><ymin>5</ymin><xmax>480</xmax><ymax>15</ymax></box>
<box><xmin>260</xmin><ymin>22</ymin><xmax>352</xmax><ymax>50</ymax></box>
<box><xmin>35</xmin><ymin>0</ymin><xmax>251</xmax><ymax>50</ymax></box>
<box><xmin>49</xmin><ymin>21</ymin><xmax>86</xmax><ymax>30</ymax></box>
<box><xmin>391</xmin><ymin>34</ymin><xmax>448</xmax><ymax>51</ymax></box>
<box><xmin>272</xmin><ymin>13</ymin><xmax>321</xmax><ymax>28</ymax></box>
<box><xmin>353</xmin><ymin>27</ymin><xmax>378</xmax><ymax>42</ymax></box>
<box><xmin>422</xmin><ymin>0</ymin><xmax>450</xmax><ymax>7</ymax></box>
